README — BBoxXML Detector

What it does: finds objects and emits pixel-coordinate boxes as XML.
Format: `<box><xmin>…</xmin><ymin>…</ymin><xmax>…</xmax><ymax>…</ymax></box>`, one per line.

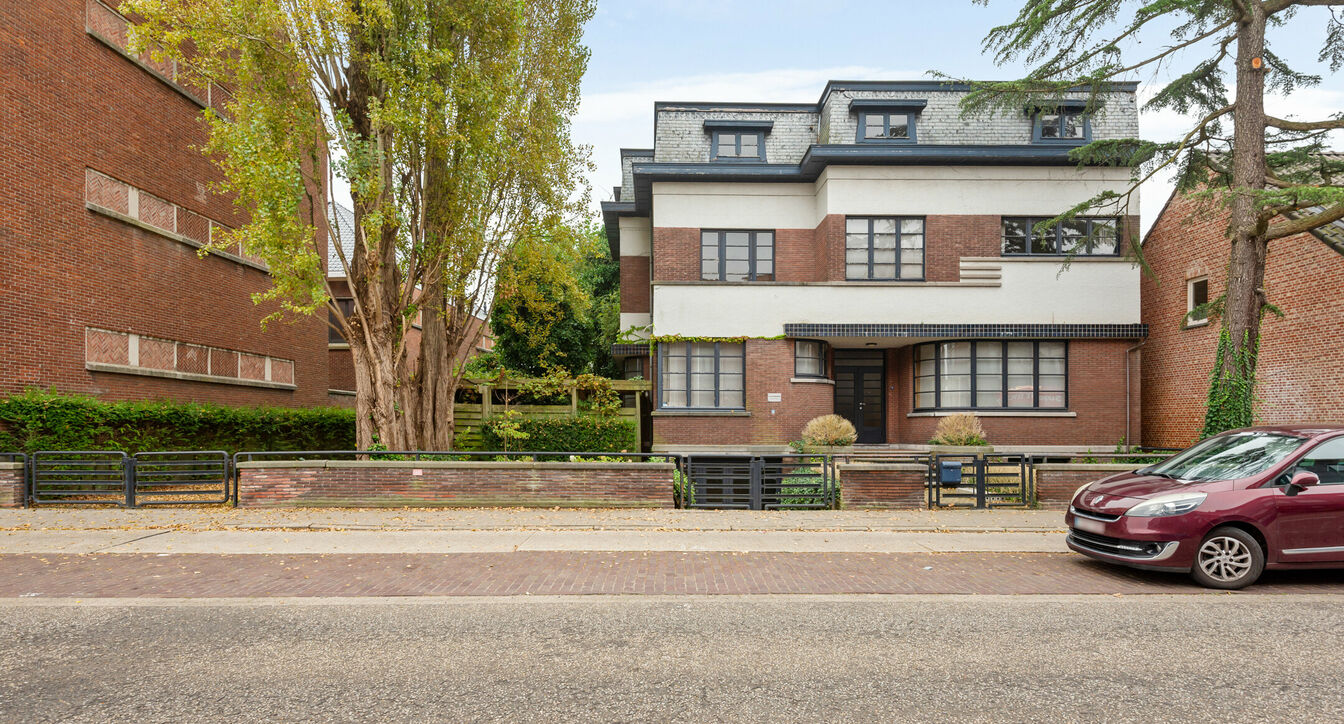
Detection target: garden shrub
<box><xmin>480</xmin><ymin>415</ymin><xmax>637</xmax><ymax>453</ymax></box>
<box><xmin>929</xmin><ymin>413</ymin><xmax>988</xmax><ymax>446</ymax></box>
<box><xmin>0</xmin><ymin>390</ymin><xmax>355</xmax><ymax>454</ymax></box>
<box><xmin>801</xmin><ymin>414</ymin><xmax>857</xmax><ymax>447</ymax></box>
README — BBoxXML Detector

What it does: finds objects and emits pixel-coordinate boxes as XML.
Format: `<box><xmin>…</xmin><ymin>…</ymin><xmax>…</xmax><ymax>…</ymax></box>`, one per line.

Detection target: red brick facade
<box><xmin>651</xmin><ymin>338</ymin><xmax>1137</xmax><ymax>448</ymax></box>
<box><xmin>237</xmin><ymin>461</ymin><xmax>676</xmax><ymax>508</ymax></box>
<box><xmin>1033</xmin><ymin>464</ymin><xmax>1134</xmax><ymax>509</ymax></box>
<box><xmin>0</xmin><ymin>1</ymin><xmax>330</xmax><ymax>407</ymax></box>
<box><xmin>1141</xmin><ymin>193</ymin><xmax>1344</xmax><ymax>448</ymax></box>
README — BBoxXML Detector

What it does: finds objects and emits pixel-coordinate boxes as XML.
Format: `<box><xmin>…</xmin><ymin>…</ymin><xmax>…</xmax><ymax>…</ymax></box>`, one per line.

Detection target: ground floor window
<box><xmin>659</xmin><ymin>342</ymin><xmax>745</xmax><ymax>410</ymax></box>
<box><xmin>794</xmin><ymin>340</ymin><xmax>827</xmax><ymax>377</ymax></box>
<box><xmin>914</xmin><ymin>340</ymin><xmax>1067</xmax><ymax>410</ymax></box>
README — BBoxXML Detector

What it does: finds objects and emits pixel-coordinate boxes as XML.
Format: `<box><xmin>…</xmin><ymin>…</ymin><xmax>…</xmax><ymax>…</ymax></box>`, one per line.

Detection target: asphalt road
<box><xmin>3</xmin><ymin>595</ymin><xmax>1341</xmax><ymax>723</ymax></box>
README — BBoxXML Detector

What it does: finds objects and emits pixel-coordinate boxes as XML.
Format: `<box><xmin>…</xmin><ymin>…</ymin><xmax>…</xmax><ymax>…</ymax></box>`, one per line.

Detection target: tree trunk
<box><xmin>1204</xmin><ymin>2</ymin><xmax>1269</xmax><ymax>434</ymax></box>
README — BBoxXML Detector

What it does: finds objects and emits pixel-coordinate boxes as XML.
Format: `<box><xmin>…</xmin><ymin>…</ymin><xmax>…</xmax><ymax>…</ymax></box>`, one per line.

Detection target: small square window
<box><xmin>794</xmin><ymin>340</ymin><xmax>826</xmax><ymax>378</ymax></box>
<box><xmin>1187</xmin><ymin>277</ymin><xmax>1210</xmax><ymax>327</ymax></box>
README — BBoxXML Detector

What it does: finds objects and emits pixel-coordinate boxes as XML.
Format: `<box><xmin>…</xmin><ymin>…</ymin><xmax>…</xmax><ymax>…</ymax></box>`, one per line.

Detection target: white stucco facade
<box><xmin>651</xmin><ymin>258</ymin><xmax>1140</xmax><ymax>338</ymax></box>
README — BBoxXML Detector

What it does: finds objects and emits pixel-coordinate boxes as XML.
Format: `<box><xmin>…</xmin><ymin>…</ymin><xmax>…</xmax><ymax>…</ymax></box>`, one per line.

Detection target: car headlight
<box><xmin>1125</xmin><ymin>492</ymin><xmax>1206</xmax><ymax>517</ymax></box>
<box><xmin>1070</xmin><ymin>483</ymin><xmax>1091</xmax><ymax>503</ymax></box>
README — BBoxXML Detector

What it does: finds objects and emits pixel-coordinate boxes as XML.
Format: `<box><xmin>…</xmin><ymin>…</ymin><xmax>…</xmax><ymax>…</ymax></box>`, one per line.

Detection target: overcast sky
<box><xmin>574</xmin><ymin>0</ymin><xmax>1343</xmax><ymax>235</ymax></box>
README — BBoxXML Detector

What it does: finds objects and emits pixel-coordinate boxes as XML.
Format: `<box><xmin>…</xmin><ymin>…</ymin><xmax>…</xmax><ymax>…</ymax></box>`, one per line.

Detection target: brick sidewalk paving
<box><xmin>4</xmin><ymin>552</ymin><xmax>1344</xmax><ymax>597</ymax></box>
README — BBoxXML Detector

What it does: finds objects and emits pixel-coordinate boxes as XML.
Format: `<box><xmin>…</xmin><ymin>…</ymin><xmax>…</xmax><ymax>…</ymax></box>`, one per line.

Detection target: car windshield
<box><xmin>1142</xmin><ymin>432</ymin><xmax>1310</xmax><ymax>482</ymax></box>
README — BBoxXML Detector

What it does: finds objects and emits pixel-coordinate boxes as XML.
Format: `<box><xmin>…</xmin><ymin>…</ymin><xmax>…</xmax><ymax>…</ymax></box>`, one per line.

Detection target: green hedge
<box><xmin>0</xmin><ymin>391</ymin><xmax>355</xmax><ymax>454</ymax></box>
<box><xmin>480</xmin><ymin>415</ymin><xmax>638</xmax><ymax>453</ymax></box>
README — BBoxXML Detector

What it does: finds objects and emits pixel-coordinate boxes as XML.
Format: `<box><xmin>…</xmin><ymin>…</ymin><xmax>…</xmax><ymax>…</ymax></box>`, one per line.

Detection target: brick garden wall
<box><xmin>237</xmin><ymin>460</ymin><xmax>677</xmax><ymax>508</ymax></box>
<box><xmin>1141</xmin><ymin>192</ymin><xmax>1344</xmax><ymax>449</ymax></box>
<box><xmin>1034</xmin><ymin>463</ymin><xmax>1135</xmax><ymax>509</ymax></box>
<box><xmin>838</xmin><ymin>463</ymin><xmax>927</xmax><ymax>509</ymax></box>
<box><xmin>0</xmin><ymin>463</ymin><xmax>24</xmax><ymax>508</ymax></box>
<box><xmin>0</xmin><ymin>1</ymin><xmax>329</xmax><ymax>408</ymax></box>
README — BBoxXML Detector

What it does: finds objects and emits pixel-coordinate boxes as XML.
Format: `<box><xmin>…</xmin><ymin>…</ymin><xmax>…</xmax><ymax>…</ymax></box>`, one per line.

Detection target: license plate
<box><xmin>1073</xmin><ymin>517</ymin><xmax>1106</xmax><ymax>534</ymax></box>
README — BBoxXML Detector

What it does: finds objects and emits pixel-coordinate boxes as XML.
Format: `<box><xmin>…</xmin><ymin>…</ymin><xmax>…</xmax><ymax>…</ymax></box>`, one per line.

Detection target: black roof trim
<box><xmin>654</xmin><ymin>101</ymin><xmax>818</xmax><ymax>112</ymax></box>
<box><xmin>600</xmin><ymin>200</ymin><xmax>637</xmax><ymax>258</ymax></box>
<box><xmin>619</xmin><ymin>148</ymin><xmax>654</xmax><ymax>159</ymax></box>
<box><xmin>849</xmin><ymin>98</ymin><xmax>927</xmax><ymax>112</ymax></box>
<box><xmin>703</xmin><ymin>119</ymin><xmax>775</xmax><ymax>131</ymax></box>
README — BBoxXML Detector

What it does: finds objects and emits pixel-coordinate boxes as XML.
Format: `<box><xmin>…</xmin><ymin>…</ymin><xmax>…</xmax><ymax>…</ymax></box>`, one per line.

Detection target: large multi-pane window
<box><xmin>794</xmin><ymin>340</ymin><xmax>827</xmax><ymax>378</ymax></box>
<box><xmin>914</xmin><ymin>341</ymin><xmax>1067</xmax><ymax>410</ymax></box>
<box><xmin>701</xmin><ymin>230</ymin><xmax>774</xmax><ymax>281</ymax></box>
<box><xmin>1002</xmin><ymin>217</ymin><xmax>1119</xmax><ymax>256</ymax></box>
<box><xmin>659</xmin><ymin>342</ymin><xmax>745</xmax><ymax>410</ymax></box>
<box><xmin>845</xmin><ymin>217</ymin><xmax>925</xmax><ymax>280</ymax></box>
<box><xmin>711</xmin><ymin>131</ymin><xmax>764</xmax><ymax>160</ymax></box>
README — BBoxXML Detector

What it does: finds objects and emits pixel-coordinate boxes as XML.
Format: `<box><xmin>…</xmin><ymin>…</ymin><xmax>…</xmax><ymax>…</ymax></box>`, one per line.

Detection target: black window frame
<box><xmin>913</xmin><ymin>340</ymin><xmax>1069</xmax><ymax>411</ymax></box>
<box><xmin>793</xmin><ymin>340</ymin><xmax>828</xmax><ymax>378</ymax></box>
<box><xmin>845</xmin><ymin>216</ymin><xmax>926</xmax><ymax>281</ymax></box>
<box><xmin>622</xmin><ymin>356</ymin><xmax>645</xmax><ymax>380</ymax></box>
<box><xmin>856</xmin><ymin>111</ymin><xmax>917</xmax><ymax>143</ymax></box>
<box><xmin>1001</xmin><ymin>216</ymin><xmax>1121</xmax><ymax>256</ymax></box>
<box><xmin>1032</xmin><ymin>110</ymin><xmax>1090</xmax><ymax>143</ymax></box>
<box><xmin>328</xmin><ymin>298</ymin><xmax>355</xmax><ymax>343</ymax></box>
<box><xmin>701</xmin><ymin>229</ymin><xmax>775</xmax><ymax>282</ymax></box>
<box><xmin>710</xmin><ymin>130</ymin><xmax>765</xmax><ymax>162</ymax></box>
<box><xmin>658</xmin><ymin>342</ymin><xmax>746</xmax><ymax>411</ymax></box>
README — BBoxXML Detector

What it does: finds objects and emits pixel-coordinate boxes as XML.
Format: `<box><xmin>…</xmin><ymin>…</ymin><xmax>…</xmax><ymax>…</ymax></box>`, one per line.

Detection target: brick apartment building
<box><xmin>0</xmin><ymin>1</ymin><xmax>333</xmax><ymax>406</ymax></box>
<box><xmin>1140</xmin><ymin>178</ymin><xmax>1344</xmax><ymax>449</ymax></box>
<box><xmin>602</xmin><ymin>80</ymin><xmax>1147</xmax><ymax>451</ymax></box>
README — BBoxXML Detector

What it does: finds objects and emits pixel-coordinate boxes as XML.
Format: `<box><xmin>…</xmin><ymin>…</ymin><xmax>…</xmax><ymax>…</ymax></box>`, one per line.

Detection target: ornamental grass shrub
<box><xmin>801</xmin><ymin>414</ymin><xmax>857</xmax><ymax>447</ymax></box>
<box><xmin>929</xmin><ymin>413</ymin><xmax>988</xmax><ymax>447</ymax></box>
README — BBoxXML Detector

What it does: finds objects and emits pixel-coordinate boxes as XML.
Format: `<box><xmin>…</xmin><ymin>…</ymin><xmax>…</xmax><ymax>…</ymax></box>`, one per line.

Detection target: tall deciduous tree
<box><xmin>123</xmin><ymin>0</ymin><xmax>596</xmax><ymax>449</ymax></box>
<box><xmin>953</xmin><ymin>0</ymin><xmax>1344</xmax><ymax>436</ymax></box>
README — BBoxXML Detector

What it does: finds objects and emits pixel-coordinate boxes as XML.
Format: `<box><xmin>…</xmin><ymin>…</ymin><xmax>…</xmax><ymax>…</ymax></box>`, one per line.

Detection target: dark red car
<box><xmin>1066</xmin><ymin>425</ymin><xmax>1344</xmax><ymax>589</ymax></box>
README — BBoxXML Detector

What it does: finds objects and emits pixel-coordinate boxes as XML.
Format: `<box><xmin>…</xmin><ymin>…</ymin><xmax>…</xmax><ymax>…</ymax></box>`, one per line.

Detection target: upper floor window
<box><xmin>702</xmin><ymin>230</ymin><xmax>774</xmax><ymax>281</ymax></box>
<box><xmin>711</xmin><ymin>131</ymin><xmax>764</xmax><ymax>161</ymax></box>
<box><xmin>1186</xmin><ymin>277</ymin><xmax>1210</xmax><ymax>328</ymax></box>
<box><xmin>794</xmin><ymin>340</ymin><xmax>827</xmax><ymax>378</ymax></box>
<box><xmin>845</xmin><ymin>217</ymin><xmax>925</xmax><ymax>280</ymax></box>
<box><xmin>1032</xmin><ymin>109</ymin><xmax>1089</xmax><ymax>143</ymax></box>
<box><xmin>659</xmin><ymin>342</ymin><xmax>745</xmax><ymax>410</ymax></box>
<box><xmin>328</xmin><ymin>298</ymin><xmax>355</xmax><ymax>343</ymax></box>
<box><xmin>1002</xmin><ymin>217</ymin><xmax>1119</xmax><ymax>256</ymax></box>
<box><xmin>850</xmin><ymin>99</ymin><xmax>924</xmax><ymax>144</ymax></box>
<box><xmin>859</xmin><ymin>112</ymin><xmax>914</xmax><ymax>142</ymax></box>
<box><xmin>914</xmin><ymin>340</ymin><xmax>1067</xmax><ymax>411</ymax></box>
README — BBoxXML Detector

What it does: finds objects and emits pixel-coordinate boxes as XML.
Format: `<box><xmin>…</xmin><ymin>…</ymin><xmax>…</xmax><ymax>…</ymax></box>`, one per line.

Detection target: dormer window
<box><xmin>1030</xmin><ymin>101</ymin><xmax>1091</xmax><ymax>143</ymax></box>
<box><xmin>850</xmin><ymin>99</ymin><xmax>924</xmax><ymax>144</ymax></box>
<box><xmin>704</xmin><ymin>119</ymin><xmax>772</xmax><ymax>162</ymax></box>
<box><xmin>711</xmin><ymin>130</ymin><xmax>763</xmax><ymax>160</ymax></box>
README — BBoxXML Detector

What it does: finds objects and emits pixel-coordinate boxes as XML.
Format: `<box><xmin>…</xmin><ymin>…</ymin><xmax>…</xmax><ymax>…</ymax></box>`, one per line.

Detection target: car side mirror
<box><xmin>1285</xmin><ymin>471</ymin><xmax>1321</xmax><ymax>496</ymax></box>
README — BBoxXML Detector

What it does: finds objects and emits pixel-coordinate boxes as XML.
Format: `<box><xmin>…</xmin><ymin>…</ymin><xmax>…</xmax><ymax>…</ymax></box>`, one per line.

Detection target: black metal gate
<box><xmin>929</xmin><ymin>454</ymin><xmax>1032</xmax><ymax>509</ymax></box>
<box><xmin>131</xmin><ymin>451</ymin><xmax>230</xmax><ymax>505</ymax></box>
<box><xmin>27</xmin><ymin>450</ymin><xmax>230</xmax><ymax>506</ymax></box>
<box><xmin>682</xmin><ymin>455</ymin><xmax>834</xmax><ymax>510</ymax></box>
<box><xmin>29</xmin><ymin>451</ymin><xmax>131</xmax><ymax>505</ymax></box>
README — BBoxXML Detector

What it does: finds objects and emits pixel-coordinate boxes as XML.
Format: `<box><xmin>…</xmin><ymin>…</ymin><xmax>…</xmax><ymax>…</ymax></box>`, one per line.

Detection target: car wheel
<box><xmin>1190</xmin><ymin>527</ymin><xmax>1265</xmax><ymax>590</ymax></box>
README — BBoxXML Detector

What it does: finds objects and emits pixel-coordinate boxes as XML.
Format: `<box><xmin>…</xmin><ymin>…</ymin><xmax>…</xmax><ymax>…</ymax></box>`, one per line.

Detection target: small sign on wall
<box><xmin>766</xmin><ymin>393</ymin><xmax>782</xmax><ymax>402</ymax></box>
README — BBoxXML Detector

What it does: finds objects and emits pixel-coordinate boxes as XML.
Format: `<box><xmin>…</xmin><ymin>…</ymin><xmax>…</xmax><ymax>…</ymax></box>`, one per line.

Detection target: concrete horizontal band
<box><xmin>237</xmin><ymin>461</ymin><xmax>675</xmax><ymax>471</ymax></box>
<box><xmin>327</xmin><ymin>389</ymin><xmax>357</xmax><ymax>397</ymax></box>
<box><xmin>907</xmin><ymin>411</ymin><xmax>1078</xmax><ymax>418</ymax></box>
<box><xmin>86</xmin><ymin>362</ymin><xmax>297</xmax><ymax>391</ymax></box>
<box><xmin>836</xmin><ymin>463</ymin><xmax>929</xmax><ymax>472</ymax></box>
<box><xmin>650</xmin><ymin>410</ymin><xmax>752</xmax><ymax>417</ymax></box>
<box><xmin>784</xmin><ymin>323</ymin><xmax>1148</xmax><ymax>339</ymax></box>
<box><xmin>790</xmin><ymin>377</ymin><xmax>835</xmax><ymax>385</ymax></box>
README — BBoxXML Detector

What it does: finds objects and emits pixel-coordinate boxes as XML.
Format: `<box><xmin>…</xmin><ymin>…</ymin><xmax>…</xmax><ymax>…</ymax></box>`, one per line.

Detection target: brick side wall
<box><xmin>839</xmin><ymin>463</ymin><xmax>927</xmax><ymax>509</ymax></box>
<box><xmin>620</xmin><ymin>255</ymin><xmax>651</xmax><ymax>313</ymax></box>
<box><xmin>237</xmin><ymin>461</ymin><xmax>677</xmax><ymax>508</ymax></box>
<box><xmin>1034</xmin><ymin>464</ymin><xmax>1134</xmax><ymax>509</ymax></box>
<box><xmin>1141</xmin><ymin>193</ymin><xmax>1344</xmax><ymax>448</ymax></box>
<box><xmin>0</xmin><ymin>2</ymin><xmax>329</xmax><ymax>408</ymax></box>
<box><xmin>328</xmin><ymin>348</ymin><xmax>356</xmax><ymax>391</ymax></box>
<box><xmin>0</xmin><ymin>464</ymin><xmax>24</xmax><ymax>508</ymax></box>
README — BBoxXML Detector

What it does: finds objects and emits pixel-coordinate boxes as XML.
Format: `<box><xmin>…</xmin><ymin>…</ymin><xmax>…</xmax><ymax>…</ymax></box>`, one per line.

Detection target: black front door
<box><xmin>834</xmin><ymin>352</ymin><xmax>885</xmax><ymax>444</ymax></box>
